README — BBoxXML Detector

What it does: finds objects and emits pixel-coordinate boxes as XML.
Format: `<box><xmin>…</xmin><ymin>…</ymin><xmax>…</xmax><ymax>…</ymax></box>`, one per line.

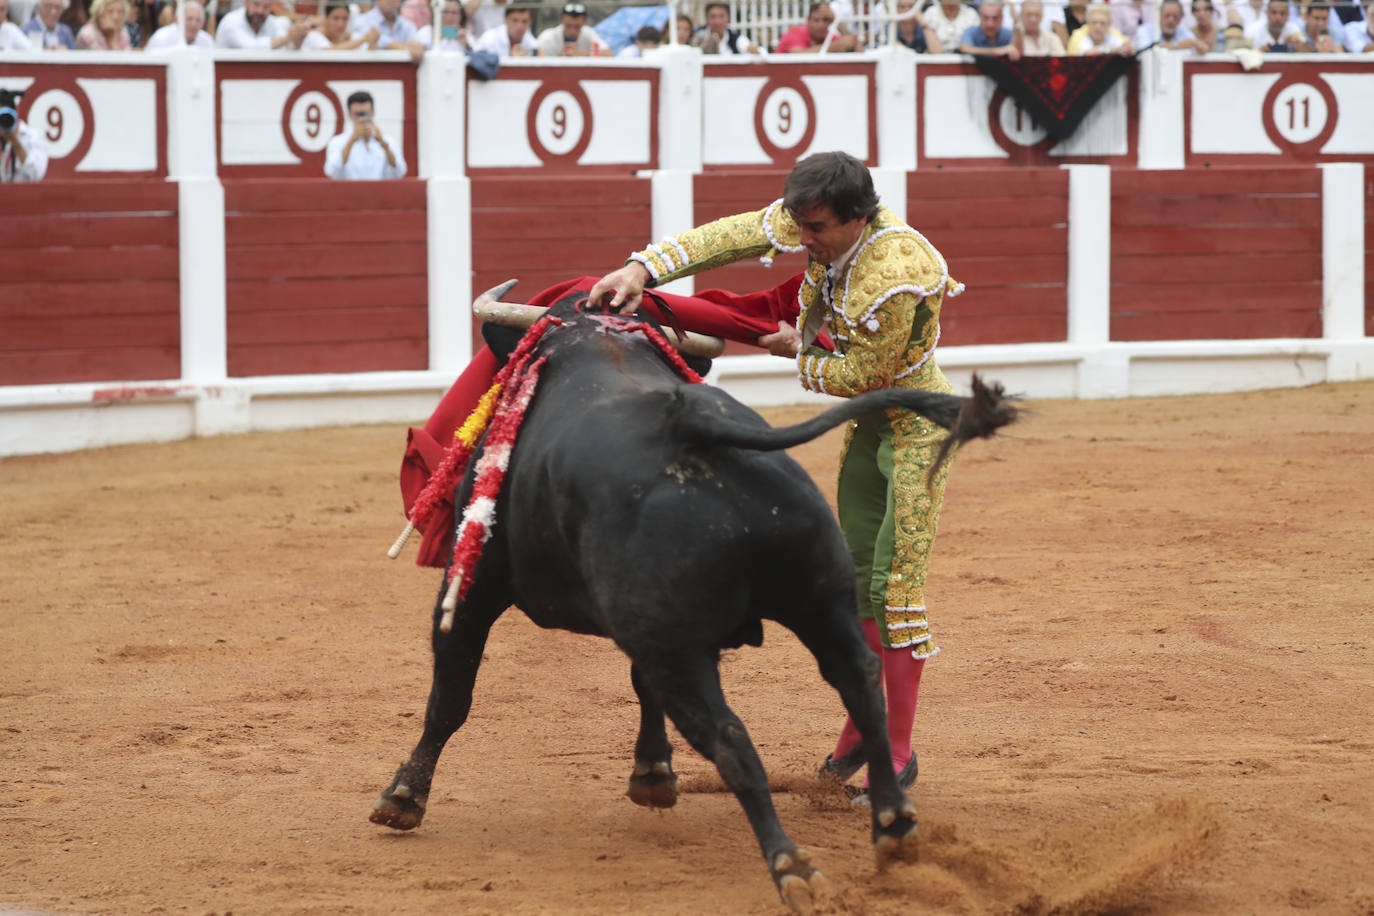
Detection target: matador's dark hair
<box><xmin>782</xmin><ymin>151</ymin><xmax>880</xmax><ymax>224</ymax></box>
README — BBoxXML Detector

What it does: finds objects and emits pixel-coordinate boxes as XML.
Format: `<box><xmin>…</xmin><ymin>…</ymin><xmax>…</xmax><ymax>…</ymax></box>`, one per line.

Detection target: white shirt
<box><xmin>923</xmin><ymin>3</ymin><xmax>979</xmax><ymax>50</ymax></box>
<box><xmin>1344</xmin><ymin>16</ymin><xmax>1373</xmax><ymax>50</ymax></box>
<box><xmin>323</xmin><ymin>128</ymin><xmax>406</xmax><ymax>180</ymax></box>
<box><xmin>353</xmin><ymin>7</ymin><xmax>418</xmax><ymax>45</ymax></box>
<box><xmin>1</xmin><ymin>120</ymin><xmax>48</xmax><ymax>183</ymax></box>
<box><xmin>144</xmin><ymin>23</ymin><xmax>215</xmax><ymax>48</ymax></box>
<box><xmin>1243</xmin><ymin>16</ymin><xmax>1300</xmax><ymax>47</ymax></box>
<box><xmin>1</xmin><ymin>20</ymin><xmax>33</xmax><ymax>49</ymax></box>
<box><xmin>302</xmin><ymin>29</ymin><xmax>361</xmax><ymax>50</ymax></box>
<box><xmin>214</xmin><ymin>8</ymin><xmax>291</xmax><ymax>48</ymax></box>
<box><xmin>468</xmin><ymin>0</ymin><xmax>510</xmax><ymax>37</ymax></box>
<box><xmin>474</xmin><ymin>22</ymin><xmax>538</xmax><ymax>56</ymax></box>
<box><xmin>535</xmin><ymin>23</ymin><xmax>606</xmax><ymax>56</ymax></box>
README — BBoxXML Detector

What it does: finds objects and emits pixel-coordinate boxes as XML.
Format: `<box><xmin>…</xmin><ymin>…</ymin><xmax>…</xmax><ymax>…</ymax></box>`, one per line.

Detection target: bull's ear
<box><xmin>480</xmin><ymin>322</ymin><xmax>525</xmax><ymax>366</ymax></box>
<box><xmin>681</xmin><ymin>355</ymin><xmax>713</xmax><ymax>378</ymax></box>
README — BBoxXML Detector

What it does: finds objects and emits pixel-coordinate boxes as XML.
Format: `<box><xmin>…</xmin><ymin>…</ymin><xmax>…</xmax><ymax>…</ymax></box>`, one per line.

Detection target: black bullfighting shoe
<box><xmin>847</xmin><ymin>753</ymin><xmax>918</xmax><ymax>808</ymax></box>
<box><xmin>816</xmin><ymin>745</ymin><xmax>866</xmax><ymax>785</ymax></box>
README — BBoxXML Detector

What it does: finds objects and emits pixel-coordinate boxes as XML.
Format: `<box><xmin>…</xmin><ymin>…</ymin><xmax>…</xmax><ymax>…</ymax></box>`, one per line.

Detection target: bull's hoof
<box><xmin>627</xmin><ymin>759</ymin><xmax>678</xmax><ymax>808</ymax></box>
<box><xmin>872</xmin><ymin>800</ymin><xmax>919</xmax><ymax>870</ymax></box>
<box><xmin>369</xmin><ymin>782</ymin><xmax>429</xmax><ymax>831</ymax></box>
<box><xmin>771</xmin><ymin>847</ymin><xmax>830</xmax><ymax>916</ymax></box>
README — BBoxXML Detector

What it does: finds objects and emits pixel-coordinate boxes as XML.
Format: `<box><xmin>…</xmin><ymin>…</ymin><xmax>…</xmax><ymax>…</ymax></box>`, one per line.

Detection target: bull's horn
<box><xmin>471</xmin><ymin>279</ymin><xmax>726</xmax><ymax>360</ymax></box>
<box><xmin>474</xmin><ymin>278</ymin><xmax>520</xmax><ymax>312</ymax></box>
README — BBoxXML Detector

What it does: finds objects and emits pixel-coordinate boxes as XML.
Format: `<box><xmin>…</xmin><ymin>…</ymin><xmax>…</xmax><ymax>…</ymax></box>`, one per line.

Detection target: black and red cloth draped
<box><xmin>974</xmin><ymin>55</ymin><xmax>1136</xmax><ymax>140</ymax></box>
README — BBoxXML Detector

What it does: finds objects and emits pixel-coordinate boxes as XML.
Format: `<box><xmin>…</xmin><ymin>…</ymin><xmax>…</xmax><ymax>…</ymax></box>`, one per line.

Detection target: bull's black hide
<box><xmin>372</xmin><ymin>294</ymin><xmax>1016</xmax><ymax>913</ymax></box>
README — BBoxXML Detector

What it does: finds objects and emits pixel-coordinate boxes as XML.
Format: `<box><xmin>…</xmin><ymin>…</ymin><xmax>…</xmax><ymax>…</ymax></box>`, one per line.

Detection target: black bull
<box><xmin>371</xmin><ymin>296</ymin><xmax>1018</xmax><ymax>912</ymax></box>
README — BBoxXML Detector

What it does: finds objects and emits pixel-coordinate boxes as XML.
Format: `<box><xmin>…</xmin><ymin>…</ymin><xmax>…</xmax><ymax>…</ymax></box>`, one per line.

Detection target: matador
<box><xmin>593</xmin><ymin>151</ymin><xmax>963</xmax><ymax>801</ymax></box>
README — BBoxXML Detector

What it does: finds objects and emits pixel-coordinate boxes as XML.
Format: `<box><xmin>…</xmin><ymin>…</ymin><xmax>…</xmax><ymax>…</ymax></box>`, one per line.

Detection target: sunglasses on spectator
<box><xmin>562</xmin><ymin>2</ymin><xmax>586</xmax><ymax>13</ymax></box>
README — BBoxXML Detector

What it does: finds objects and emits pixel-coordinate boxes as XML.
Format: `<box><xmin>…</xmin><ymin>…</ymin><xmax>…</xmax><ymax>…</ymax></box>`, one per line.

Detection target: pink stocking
<box><xmin>832</xmin><ymin>620</ymin><xmax>927</xmax><ymax>785</ymax></box>
<box><xmin>831</xmin><ymin>618</ymin><xmax>885</xmax><ymax>759</ymax></box>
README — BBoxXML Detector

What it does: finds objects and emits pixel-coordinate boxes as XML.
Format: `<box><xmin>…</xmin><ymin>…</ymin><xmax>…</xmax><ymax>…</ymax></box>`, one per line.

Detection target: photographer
<box><xmin>0</xmin><ymin>89</ymin><xmax>48</xmax><ymax>183</ymax></box>
<box><xmin>323</xmin><ymin>90</ymin><xmax>406</xmax><ymax>181</ymax></box>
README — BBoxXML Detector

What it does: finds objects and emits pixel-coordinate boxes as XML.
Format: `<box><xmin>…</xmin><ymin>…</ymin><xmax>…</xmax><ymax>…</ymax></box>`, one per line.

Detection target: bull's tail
<box><xmin>678</xmin><ymin>373</ymin><xmax>1018</xmax><ymax>481</ymax></box>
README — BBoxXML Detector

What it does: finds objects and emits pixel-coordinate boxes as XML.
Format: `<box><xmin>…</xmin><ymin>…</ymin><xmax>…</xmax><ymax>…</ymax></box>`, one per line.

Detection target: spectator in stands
<box><xmin>354</xmin><ymin>0</ymin><xmax>426</xmax><ymax>58</ymax></box>
<box><xmin>775</xmin><ymin>1</ymin><xmax>860</xmax><ymax>51</ymax></box>
<box><xmin>535</xmin><ymin>2</ymin><xmax>609</xmax><ymax>56</ymax></box>
<box><xmin>1187</xmin><ymin>0</ymin><xmax>1223</xmax><ymax>47</ymax></box>
<box><xmin>400</xmin><ymin>0</ymin><xmax>428</xmax><ymax>30</ymax></box>
<box><xmin>60</xmin><ymin>0</ymin><xmax>88</xmax><ymax>31</ymax></box>
<box><xmin>1244</xmin><ymin>0</ymin><xmax>1300</xmax><ymax>45</ymax></box>
<box><xmin>1064</xmin><ymin>0</ymin><xmax>1090</xmax><ymax>34</ymax></box>
<box><xmin>22</xmin><ymin>0</ymin><xmax>76</xmax><ymax>48</ymax></box>
<box><xmin>893</xmin><ymin>0</ymin><xmax>942</xmax><ymax>50</ymax></box>
<box><xmin>694</xmin><ymin>1</ymin><xmax>760</xmax><ymax>53</ymax></box>
<box><xmin>304</xmin><ymin>0</ymin><xmax>381</xmax><ymax>48</ymax></box>
<box><xmin>416</xmin><ymin>0</ymin><xmax>472</xmax><ymax>48</ymax></box>
<box><xmin>617</xmin><ymin>23</ymin><xmax>660</xmax><ymax>56</ymax></box>
<box><xmin>1289</xmin><ymin>0</ymin><xmax>1346</xmax><ymax>48</ymax></box>
<box><xmin>465</xmin><ymin>0</ymin><xmax>508</xmax><ymax>38</ymax></box>
<box><xmin>1017</xmin><ymin>0</ymin><xmax>1067</xmax><ymax>51</ymax></box>
<box><xmin>1109</xmin><ymin>0</ymin><xmax>1154</xmax><ymax>40</ymax></box>
<box><xmin>0</xmin><ymin>88</ymin><xmax>47</xmax><ymax>181</ymax></box>
<box><xmin>474</xmin><ymin>3</ymin><xmax>535</xmax><ymax>55</ymax></box>
<box><xmin>675</xmin><ymin>12</ymin><xmax>693</xmax><ymax>44</ymax></box>
<box><xmin>1</xmin><ymin>0</ymin><xmax>34</xmax><ymax>47</ymax></box>
<box><xmin>1136</xmin><ymin>0</ymin><xmax>1195</xmax><ymax>44</ymax></box>
<box><xmin>1345</xmin><ymin>0</ymin><xmax>1372</xmax><ymax>48</ymax></box>
<box><xmin>960</xmin><ymin>0</ymin><xmax>1020</xmax><ymax>54</ymax></box>
<box><xmin>144</xmin><ymin>0</ymin><xmax>212</xmax><ymax>46</ymax></box>
<box><xmin>324</xmin><ymin>90</ymin><xmax>405</xmax><ymax>180</ymax></box>
<box><xmin>1225</xmin><ymin>0</ymin><xmax>1267</xmax><ymax>30</ymax></box>
<box><xmin>923</xmin><ymin>0</ymin><xmax>979</xmax><ymax>52</ymax></box>
<box><xmin>1072</xmin><ymin>1</ymin><xmax>1135</xmax><ymax>49</ymax></box>
<box><xmin>75</xmin><ymin>0</ymin><xmax>132</xmax><ymax>46</ymax></box>
<box><xmin>215</xmin><ymin>0</ymin><xmax>309</xmax><ymax>47</ymax></box>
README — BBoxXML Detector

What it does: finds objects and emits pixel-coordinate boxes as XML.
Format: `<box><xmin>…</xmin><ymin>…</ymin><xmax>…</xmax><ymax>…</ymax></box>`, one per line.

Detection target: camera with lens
<box><xmin>0</xmin><ymin>88</ymin><xmax>22</xmax><ymax>133</ymax></box>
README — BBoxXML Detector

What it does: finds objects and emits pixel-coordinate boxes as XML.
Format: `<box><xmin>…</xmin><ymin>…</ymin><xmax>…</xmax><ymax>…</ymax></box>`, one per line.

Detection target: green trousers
<box><xmin>836</xmin><ymin>405</ymin><xmax>952</xmax><ymax>656</ymax></box>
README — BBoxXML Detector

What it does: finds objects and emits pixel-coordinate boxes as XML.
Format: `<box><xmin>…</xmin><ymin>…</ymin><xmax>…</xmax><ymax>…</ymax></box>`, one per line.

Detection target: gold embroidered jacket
<box><xmin>629</xmin><ymin>199</ymin><xmax>962</xmax><ymax>397</ymax></box>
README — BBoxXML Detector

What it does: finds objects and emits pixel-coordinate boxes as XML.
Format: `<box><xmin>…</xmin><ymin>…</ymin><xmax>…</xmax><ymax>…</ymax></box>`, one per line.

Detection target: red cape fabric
<box><xmin>400</xmin><ymin>273</ymin><xmax>810</xmax><ymax>567</ymax></box>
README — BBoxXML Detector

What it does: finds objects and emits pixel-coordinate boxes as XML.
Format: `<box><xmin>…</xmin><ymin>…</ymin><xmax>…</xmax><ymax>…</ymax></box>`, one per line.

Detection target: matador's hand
<box><xmin>758</xmin><ymin>320</ymin><xmax>801</xmax><ymax>358</ymax></box>
<box><xmin>590</xmin><ymin>262</ymin><xmax>652</xmax><ymax>314</ymax></box>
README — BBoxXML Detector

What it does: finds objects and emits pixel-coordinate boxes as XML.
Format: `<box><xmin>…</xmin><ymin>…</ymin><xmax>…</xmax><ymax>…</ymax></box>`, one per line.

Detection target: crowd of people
<box><xmin>0</xmin><ymin>0</ymin><xmax>1369</xmax><ymax>54</ymax></box>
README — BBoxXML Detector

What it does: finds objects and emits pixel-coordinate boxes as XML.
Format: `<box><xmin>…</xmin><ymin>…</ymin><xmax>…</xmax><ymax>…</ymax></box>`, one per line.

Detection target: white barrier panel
<box><xmin>915</xmin><ymin>56</ymin><xmax>1137</xmax><ymax>167</ymax></box>
<box><xmin>1185</xmin><ymin>58</ymin><xmax>1374</xmax><ymax>166</ymax></box>
<box><xmin>702</xmin><ymin>57</ymin><xmax>877</xmax><ymax>168</ymax></box>
<box><xmin>465</xmin><ymin>60</ymin><xmax>659</xmax><ymax>173</ymax></box>
<box><xmin>213</xmin><ymin>54</ymin><xmax>417</xmax><ymax>177</ymax></box>
<box><xmin>0</xmin><ymin>53</ymin><xmax>167</xmax><ymax>177</ymax></box>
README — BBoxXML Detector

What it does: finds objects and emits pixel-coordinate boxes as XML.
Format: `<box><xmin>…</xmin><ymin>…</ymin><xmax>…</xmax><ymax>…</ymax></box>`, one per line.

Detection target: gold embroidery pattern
<box><xmin>629</xmin><ymin>203</ymin><xmax>801</xmax><ymax>287</ymax></box>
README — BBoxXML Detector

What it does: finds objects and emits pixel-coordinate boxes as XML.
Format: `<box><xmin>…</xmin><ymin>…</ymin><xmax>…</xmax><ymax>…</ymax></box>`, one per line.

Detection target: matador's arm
<box><xmin>627</xmin><ymin>200</ymin><xmax>802</xmax><ymax>286</ymax></box>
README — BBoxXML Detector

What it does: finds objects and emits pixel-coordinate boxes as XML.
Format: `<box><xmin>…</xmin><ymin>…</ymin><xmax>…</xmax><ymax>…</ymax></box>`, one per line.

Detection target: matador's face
<box><xmin>793</xmin><ymin>204</ymin><xmax>867</xmax><ymax>267</ymax></box>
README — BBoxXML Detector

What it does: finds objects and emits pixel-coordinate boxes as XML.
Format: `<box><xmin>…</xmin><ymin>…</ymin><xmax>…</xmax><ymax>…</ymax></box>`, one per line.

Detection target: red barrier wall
<box><xmin>470</xmin><ymin>176</ymin><xmax>653</xmax><ymax>352</ymax></box>
<box><xmin>909</xmin><ymin>168</ymin><xmax>1069</xmax><ymax>345</ymax></box>
<box><xmin>1110</xmin><ymin>168</ymin><xmax>1323</xmax><ymax>341</ymax></box>
<box><xmin>223</xmin><ymin>180</ymin><xmax>428</xmax><ymax>377</ymax></box>
<box><xmin>693</xmin><ymin>172</ymin><xmax>808</xmax><ymax>353</ymax></box>
<box><xmin>0</xmin><ymin>182</ymin><xmax>180</xmax><ymax>386</ymax></box>
<box><xmin>694</xmin><ymin>170</ymin><xmax>1071</xmax><ymax>355</ymax></box>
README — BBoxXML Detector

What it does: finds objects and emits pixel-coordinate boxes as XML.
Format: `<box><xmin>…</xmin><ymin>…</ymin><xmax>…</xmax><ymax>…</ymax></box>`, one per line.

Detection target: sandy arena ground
<box><xmin>2</xmin><ymin>380</ymin><xmax>1372</xmax><ymax>915</ymax></box>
